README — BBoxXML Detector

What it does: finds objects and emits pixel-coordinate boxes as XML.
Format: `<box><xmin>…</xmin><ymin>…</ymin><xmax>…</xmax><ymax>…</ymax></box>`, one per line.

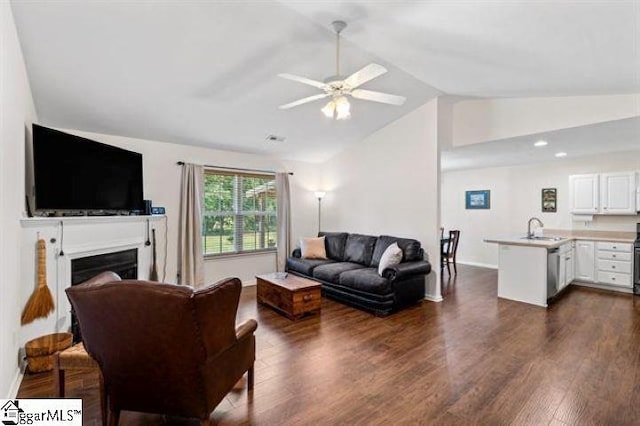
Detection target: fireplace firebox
<box><xmin>70</xmin><ymin>248</ymin><xmax>138</xmax><ymax>342</ymax></box>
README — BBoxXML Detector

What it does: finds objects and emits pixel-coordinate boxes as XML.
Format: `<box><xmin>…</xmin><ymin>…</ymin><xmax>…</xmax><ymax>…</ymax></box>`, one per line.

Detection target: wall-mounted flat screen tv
<box><xmin>33</xmin><ymin>124</ymin><xmax>144</xmax><ymax>211</ymax></box>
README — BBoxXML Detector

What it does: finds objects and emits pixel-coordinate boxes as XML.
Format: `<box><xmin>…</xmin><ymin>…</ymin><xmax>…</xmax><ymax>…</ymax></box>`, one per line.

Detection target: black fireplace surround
<box><xmin>70</xmin><ymin>248</ymin><xmax>137</xmax><ymax>342</ymax></box>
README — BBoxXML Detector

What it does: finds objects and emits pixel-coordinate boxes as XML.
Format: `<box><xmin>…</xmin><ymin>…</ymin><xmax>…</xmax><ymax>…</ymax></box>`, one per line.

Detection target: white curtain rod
<box><xmin>176</xmin><ymin>161</ymin><xmax>293</xmax><ymax>176</ymax></box>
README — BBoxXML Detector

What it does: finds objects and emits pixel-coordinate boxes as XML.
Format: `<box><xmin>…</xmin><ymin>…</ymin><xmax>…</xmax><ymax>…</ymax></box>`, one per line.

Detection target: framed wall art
<box><xmin>542</xmin><ymin>188</ymin><xmax>557</xmax><ymax>212</ymax></box>
<box><xmin>465</xmin><ymin>190</ymin><xmax>491</xmax><ymax>210</ymax></box>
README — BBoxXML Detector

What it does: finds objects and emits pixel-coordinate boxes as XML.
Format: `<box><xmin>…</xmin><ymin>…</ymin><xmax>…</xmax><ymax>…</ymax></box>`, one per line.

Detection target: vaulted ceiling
<box><xmin>11</xmin><ymin>1</ymin><xmax>640</xmax><ymax>162</ymax></box>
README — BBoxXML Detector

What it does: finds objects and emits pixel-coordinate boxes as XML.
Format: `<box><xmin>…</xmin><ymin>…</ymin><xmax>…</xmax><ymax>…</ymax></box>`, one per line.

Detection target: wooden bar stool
<box><xmin>54</xmin><ymin>342</ymin><xmax>106</xmax><ymax>425</ymax></box>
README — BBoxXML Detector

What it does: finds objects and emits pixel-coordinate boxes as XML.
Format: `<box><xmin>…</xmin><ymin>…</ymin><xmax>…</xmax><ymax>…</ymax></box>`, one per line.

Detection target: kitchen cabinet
<box><xmin>575</xmin><ymin>241</ymin><xmax>596</xmax><ymax>282</ymax></box>
<box><xmin>558</xmin><ymin>242</ymin><xmax>574</xmax><ymax>290</ymax></box>
<box><xmin>595</xmin><ymin>242</ymin><xmax>633</xmax><ymax>288</ymax></box>
<box><xmin>599</xmin><ymin>172</ymin><xmax>636</xmax><ymax>214</ymax></box>
<box><xmin>558</xmin><ymin>248</ymin><xmax>567</xmax><ymax>289</ymax></box>
<box><xmin>569</xmin><ymin>172</ymin><xmax>638</xmax><ymax>215</ymax></box>
<box><xmin>569</xmin><ymin>174</ymin><xmax>599</xmax><ymax>214</ymax></box>
<box><xmin>565</xmin><ymin>249</ymin><xmax>575</xmax><ymax>286</ymax></box>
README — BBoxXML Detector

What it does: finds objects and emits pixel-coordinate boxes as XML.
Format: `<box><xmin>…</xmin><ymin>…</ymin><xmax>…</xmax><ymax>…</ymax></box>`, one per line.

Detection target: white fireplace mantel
<box><xmin>21</xmin><ymin>214</ymin><xmax>165</xmax><ymax>227</ymax></box>
<box><xmin>19</xmin><ymin>214</ymin><xmax>167</xmax><ymax>352</ymax></box>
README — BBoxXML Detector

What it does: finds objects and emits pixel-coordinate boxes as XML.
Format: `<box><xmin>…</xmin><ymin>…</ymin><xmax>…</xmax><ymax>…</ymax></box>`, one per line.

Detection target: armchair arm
<box><xmin>292</xmin><ymin>248</ymin><xmax>302</xmax><ymax>258</ymax></box>
<box><xmin>236</xmin><ymin>319</ymin><xmax>258</xmax><ymax>341</ymax></box>
<box><xmin>382</xmin><ymin>260</ymin><xmax>431</xmax><ymax>282</ymax></box>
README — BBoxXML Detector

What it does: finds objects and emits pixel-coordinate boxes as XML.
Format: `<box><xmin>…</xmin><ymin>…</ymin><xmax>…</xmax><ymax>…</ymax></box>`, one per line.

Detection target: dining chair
<box><xmin>440</xmin><ymin>227</ymin><xmax>446</xmax><ymax>270</ymax></box>
<box><xmin>442</xmin><ymin>230</ymin><xmax>461</xmax><ymax>275</ymax></box>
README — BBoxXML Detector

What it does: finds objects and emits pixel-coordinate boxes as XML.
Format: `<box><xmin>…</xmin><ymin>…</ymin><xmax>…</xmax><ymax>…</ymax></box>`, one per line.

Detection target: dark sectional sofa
<box><xmin>286</xmin><ymin>232</ymin><xmax>432</xmax><ymax>316</ymax></box>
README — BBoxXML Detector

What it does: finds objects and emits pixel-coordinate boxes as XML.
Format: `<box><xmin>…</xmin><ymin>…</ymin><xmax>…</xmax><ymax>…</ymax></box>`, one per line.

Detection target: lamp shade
<box><xmin>335</xmin><ymin>96</ymin><xmax>351</xmax><ymax>120</ymax></box>
<box><xmin>321</xmin><ymin>101</ymin><xmax>335</xmax><ymax>118</ymax></box>
<box><xmin>314</xmin><ymin>191</ymin><xmax>326</xmax><ymax>199</ymax></box>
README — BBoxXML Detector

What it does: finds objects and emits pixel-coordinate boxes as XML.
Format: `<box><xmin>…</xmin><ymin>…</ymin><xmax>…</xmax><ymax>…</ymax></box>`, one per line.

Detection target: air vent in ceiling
<box><xmin>265</xmin><ymin>135</ymin><xmax>286</xmax><ymax>142</ymax></box>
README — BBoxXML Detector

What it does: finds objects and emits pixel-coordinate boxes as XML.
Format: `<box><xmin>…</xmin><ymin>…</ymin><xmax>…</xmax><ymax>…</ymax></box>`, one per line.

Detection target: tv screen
<box><xmin>33</xmin><ymin>125</ymin><xmax>144</xmax><ymax>211</ymax></box>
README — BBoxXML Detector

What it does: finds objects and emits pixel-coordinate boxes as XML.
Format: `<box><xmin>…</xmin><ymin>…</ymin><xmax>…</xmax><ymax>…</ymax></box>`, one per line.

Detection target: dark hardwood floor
<box><xmin>18</xmin><ymin>265</ymin><xmax>640</xmax><ymax>425</ymax></box>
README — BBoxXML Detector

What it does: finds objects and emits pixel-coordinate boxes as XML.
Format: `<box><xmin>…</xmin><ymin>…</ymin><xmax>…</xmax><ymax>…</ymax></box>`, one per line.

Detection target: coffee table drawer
<box><xmin>292</xmin><ymin>289</ymin><xmax>321</xmax><ymax>315</ymax></box>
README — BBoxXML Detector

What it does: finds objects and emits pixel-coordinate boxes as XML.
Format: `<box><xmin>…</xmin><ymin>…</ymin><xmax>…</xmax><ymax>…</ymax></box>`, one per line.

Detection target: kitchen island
<box><xmin>484</xmin><ymin>235</ymin><xmax>570</xmax><ymax>307</ymax></box>
<box><xmin>485</xmin><ymin>229</ymin><xmax>636</xmax><ymax>307</ymax></box>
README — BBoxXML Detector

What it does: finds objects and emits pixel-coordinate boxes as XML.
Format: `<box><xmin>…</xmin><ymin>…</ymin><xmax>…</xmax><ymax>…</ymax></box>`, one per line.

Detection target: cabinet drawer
<box><xmin>597</xmin><ymin>271</ymin><xmax>632</xmax><ymax>287</ymax></box>
<box><xmin>597</xmin><ymin>251</ymin><xmax>632</xmax><ymax>261</ymax></box>
<box><xmin>596</xmin><ymin>242</ymin><xmax>632</xmax><ymax>252</ymax></box>
<box><xmin>292</xmin><ymin>290</ymin><xmax>322</xmax><ymax>315</ymax></box>
<box><xmin>597</xmin><ymin>259</ymin><xmax>632</xmax><ymax>274</ymax></box>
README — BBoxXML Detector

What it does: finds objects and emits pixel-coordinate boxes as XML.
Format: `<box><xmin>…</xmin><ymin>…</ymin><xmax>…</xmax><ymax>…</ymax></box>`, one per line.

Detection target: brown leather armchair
<box><xmin>66</xmin><ymin>275</ymin><xmax>257</xmax><ymax>426</ymax></box>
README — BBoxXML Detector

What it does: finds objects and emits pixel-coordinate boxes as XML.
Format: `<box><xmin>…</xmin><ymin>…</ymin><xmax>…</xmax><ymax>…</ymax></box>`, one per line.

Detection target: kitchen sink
<box><xmin>520</xmin><ymin>236</ymin><xmax>566</xmax><ymax>241</ymax></box>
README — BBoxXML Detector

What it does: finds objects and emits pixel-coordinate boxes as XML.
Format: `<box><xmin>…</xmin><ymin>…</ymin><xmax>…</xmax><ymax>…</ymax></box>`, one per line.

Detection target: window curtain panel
<box><xmin>276</xmin><ymin>172</ymin><xmax>291</xmax><ymax>272</ymax></box>
<box><xmin>178</xmin><ymin>163</ymin><xmax>204</xmax><ymax>287</ymax></box>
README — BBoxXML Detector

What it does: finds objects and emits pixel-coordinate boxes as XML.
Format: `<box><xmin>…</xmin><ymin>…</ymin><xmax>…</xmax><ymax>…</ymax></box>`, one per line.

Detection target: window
<box><xmin>202</xmin><ymin>169</ymin><xmax>277</xmax><ymax>256</ymax></box>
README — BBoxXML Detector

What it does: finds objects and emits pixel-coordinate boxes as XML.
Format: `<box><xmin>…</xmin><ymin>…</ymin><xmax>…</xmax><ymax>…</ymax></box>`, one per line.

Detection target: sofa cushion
<box><xmin>312</xmin><ymin>262</ymin><xmax>367</xmax><ymax>283</ymax></box>
<box><xmin>339</xmin><ymin>268</ymin><xmax>392</xmax><ymax>295</ymax></box>
<box><xmin>377</xmin><ymin>243</ymin><xmax>403</xmax><ymax>275</ymax></box>
<box><xmin>344</xmin><ymin>234</ymin><xmax>378</xmax><ymax>265</ymax></box>
<box><xmin>286</xmin><ymin>257</ymin><xmax>335</xmax><ymax>276</ymax></box>
<box><xmin>318</xmin><ymin>232</ymin><xmax>349</xmax><ymax>261</ymax></box>
<box><xmin>371</xmin><ymin>235</ymin><xmax>422</xmax><ymax>267</ymax></box>
<box><xmin>300</xmin><ymin>236</ymin><xmax>327</xmax><ymax>259</ymax></box>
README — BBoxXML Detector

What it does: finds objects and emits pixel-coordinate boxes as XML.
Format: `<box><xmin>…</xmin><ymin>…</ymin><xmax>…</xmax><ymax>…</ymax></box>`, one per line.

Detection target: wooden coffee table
<box><xmin>256</xmin><ymin>273</ymin><xmax>321</xmax><ymax>320</ymax></box>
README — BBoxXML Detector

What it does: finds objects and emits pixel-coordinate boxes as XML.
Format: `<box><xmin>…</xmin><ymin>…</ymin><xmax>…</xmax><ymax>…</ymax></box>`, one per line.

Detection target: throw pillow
<box><xmin>378</xmin><ymin>242</ymin><xmax>403</xmax><ymax>276</ymax></box>
<box><xmin>300</xmin><ymin>236</ymin><xmax>327</xmax><ymax>259</ymax></box>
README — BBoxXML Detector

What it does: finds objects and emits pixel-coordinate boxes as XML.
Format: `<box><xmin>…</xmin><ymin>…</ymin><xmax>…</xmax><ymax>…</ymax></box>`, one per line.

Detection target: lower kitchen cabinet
<box><xmin>575</xmin><ymin>240</ymin><xmax>596</xmax><ymax>282</ymax></box>
<box><xmin>572</xmin><ymin>240</ymin><xmax>633</xmax><ymax>289</ymax></box>
<box><xmin>596</xmin><ymin>241</ymin><xmax>633</xmax><ymax>288</ymax></box>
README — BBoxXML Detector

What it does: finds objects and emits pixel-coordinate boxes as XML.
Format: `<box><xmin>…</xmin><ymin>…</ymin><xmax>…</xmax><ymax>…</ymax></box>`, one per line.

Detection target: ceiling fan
<box><xmin>278</xmin><ymin>20</ymin><xmax>406</xmax><ymax>120</ymax></box>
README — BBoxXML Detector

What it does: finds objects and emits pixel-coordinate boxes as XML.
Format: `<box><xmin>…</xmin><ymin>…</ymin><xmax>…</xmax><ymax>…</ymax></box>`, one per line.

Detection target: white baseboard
<box><xmin>7</xmin><ymin>368</ymin><xmax>23</xmax><ymax>398</ymax></box>
<box><xmin>456</xmin><ymin>260</ymin><xmax>498</xmax><ymax>269</ymax></box>
<box><xmin>424</xmin><ymin>294</ymin><xmax>443</xmax><ymax>303</ymax></box>
<box><xmin>571</xmin><ymin>281</ymin><xmax>633</xmax><ymax>294</ymax></box>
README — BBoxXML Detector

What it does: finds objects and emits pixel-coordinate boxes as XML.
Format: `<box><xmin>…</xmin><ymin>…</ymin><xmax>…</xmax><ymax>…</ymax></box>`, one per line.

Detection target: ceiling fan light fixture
<box><xmin>278</xmin><ymin>20</ymin><xmax>403</xmax><ymax>117</ymax></box>
<box><xmin>321</xmin><ymin>100</ymin><xmax>336</xmax><ymax>118</ymax></box>
<box><xmin>335</xmin><ymin>96</ymin><xmax>351</xmax><ymax>120</ymax></box>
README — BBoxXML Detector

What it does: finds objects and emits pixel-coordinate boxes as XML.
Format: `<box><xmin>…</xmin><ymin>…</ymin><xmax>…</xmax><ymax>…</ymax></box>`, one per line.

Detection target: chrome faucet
<box><xmin>527</xmin><ymin>217</ymin><xmax>544</xmax><ymax>239</ymax></box>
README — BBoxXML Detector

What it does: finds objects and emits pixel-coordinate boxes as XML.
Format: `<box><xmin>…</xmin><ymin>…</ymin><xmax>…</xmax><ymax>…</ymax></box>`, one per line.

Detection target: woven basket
<box><xmin>25</xmin><ymin>332</ymin><xmax>73</xmax><ymax>373</ymax></box>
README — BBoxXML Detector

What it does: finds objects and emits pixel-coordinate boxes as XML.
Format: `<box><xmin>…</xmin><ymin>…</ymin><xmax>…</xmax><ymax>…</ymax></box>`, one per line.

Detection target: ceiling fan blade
<box><xmin>278</xmin><ymin>93</ymin><xmax>329</xmax><ymax>110</ymax></box>
<box><xmin>278</xmin><ymin>73</ymin><xmax>327</xmax><ymax>89</ymax></box>
<box><xmin>351</xmin><ymin>89</ymin><xmax>406</xmax><ymax>106</ymax></box>
<box><xmin>343</xmin><ymin>64</ymin><xmax>387</xmax><ymax>89</ymax></box>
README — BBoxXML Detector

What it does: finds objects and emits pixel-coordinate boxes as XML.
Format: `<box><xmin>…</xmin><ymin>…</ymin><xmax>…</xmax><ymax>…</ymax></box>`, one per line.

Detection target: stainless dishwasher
<box><xmin>547</xmin><ymin>248</ymin><xmax>560</xmax><ymax>298</ymax></box>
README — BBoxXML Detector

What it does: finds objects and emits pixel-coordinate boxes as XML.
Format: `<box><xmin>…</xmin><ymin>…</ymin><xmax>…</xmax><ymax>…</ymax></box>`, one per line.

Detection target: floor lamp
<box><xmin>314</xmin><ymin>191</ymin><xmax>326</xmax><ymax>234</ymax></box>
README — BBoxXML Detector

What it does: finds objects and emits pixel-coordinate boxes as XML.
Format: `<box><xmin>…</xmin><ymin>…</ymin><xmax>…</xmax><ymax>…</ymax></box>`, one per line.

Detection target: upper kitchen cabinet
<box><xmin>570</xmin><ymin>172</ymin><xmax>638</xmax><ymax>215</ymax></box>
<box><xmin>569</xmin><ymin>174</ymin><xmax>599</xmax><ymax>214</ymax></box>
<box><xmin>599</xmin><ymin>172</ymin><xmax>637</xmax><ymax>214</ymax></box>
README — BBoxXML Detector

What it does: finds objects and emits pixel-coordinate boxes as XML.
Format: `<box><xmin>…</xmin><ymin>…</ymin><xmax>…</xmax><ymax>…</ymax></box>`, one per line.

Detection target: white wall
<box><xmin>442</xmin><ymin>151</ymin><xmax>640</xmax><ymax>267</ymax></box>
<box><xmin>57</xmin><ymin>129</ymin><xmax>320</xmax><ymax>285</ymax></box>
<box><xmin>0</xmin><ymin>3</ymin><xmax>38</xmax><ymax>397</ymax></box>
<box><xmin>321</xmin><ymin>99</ymin><xmax>442</xmax><ymax>301</ymax></box>
<box><xmin>453</xmin><ymin>94</ymin><xmax>640</xmax><ymax>147</ymax></box>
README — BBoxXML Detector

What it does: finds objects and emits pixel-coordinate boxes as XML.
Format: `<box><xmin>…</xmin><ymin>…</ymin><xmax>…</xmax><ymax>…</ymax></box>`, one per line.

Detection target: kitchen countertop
<box><xmin>485</xmin><ymin>229</ymin><xmax>636</xmax><ymax>248</ymax></box>
<box><xmin>484</xmin><ymin>235</ymin><xmax>570</xmax><ymax>248</ymax></box>
<box><xmin>543</xmin><ymin>229</ymin><xmax>636</xmax><ymax>243</ymax></box>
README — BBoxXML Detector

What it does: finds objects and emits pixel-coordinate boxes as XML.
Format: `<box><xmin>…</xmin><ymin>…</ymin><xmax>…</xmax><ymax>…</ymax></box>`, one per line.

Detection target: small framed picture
<box><xmin>542</xmin><ymin>188</ymin><xmax>557</xmax><ymax>212</ymax></box>
<box><xmin>465</xmin><ymin>190</ymin><xmax>491</xmax><ymax>210</ymax></box>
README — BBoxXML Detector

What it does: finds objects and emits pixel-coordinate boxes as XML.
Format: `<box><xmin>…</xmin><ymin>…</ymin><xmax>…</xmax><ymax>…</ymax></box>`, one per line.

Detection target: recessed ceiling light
<box><xmin>534</xmin><ymin>140</ymin><xmax>548</xmax><ymax>147</ymax></box>
<box><xmin>555</xmin><ymin>152</ymin><xmax>567</xmax><ymax>158</ymax></box>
